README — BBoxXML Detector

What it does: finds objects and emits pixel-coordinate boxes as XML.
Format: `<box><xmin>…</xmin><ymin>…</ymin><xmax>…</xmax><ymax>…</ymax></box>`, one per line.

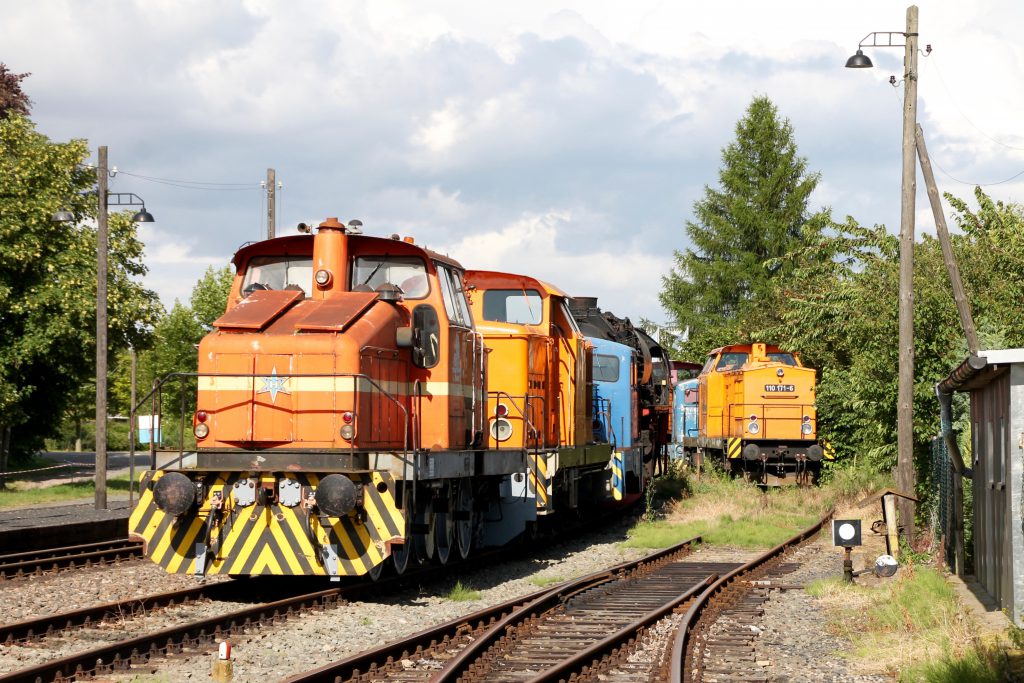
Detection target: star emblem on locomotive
<box><xmin>256</xmin><ymin>367</ymin><xmax>291</xmax><ymax>403</ymax></box>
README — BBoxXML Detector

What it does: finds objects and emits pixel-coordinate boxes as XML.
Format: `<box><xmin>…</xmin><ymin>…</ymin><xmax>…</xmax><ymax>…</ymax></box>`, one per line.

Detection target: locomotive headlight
<box><xmin>315</xmin><ymin>269</ymin><xmax>333</xmax><ymax>287</ymax></box>
<box><xmin>490</xmin><ymin>417</ymin><xmax>513</xmax><ymax>442</ymax></box>
<box><xmin>340</xmin><ymin>411</ymin><xmax>356</xmax><ymax>440</ymax></box>
<box><xmin>747</xmin><ymin>421</ymin><xmax>760</xmax><ymax>434</ymax></box>
<box><xmin>802</xmin><ymin>422</ymin><xmax>813</xmax><ymax>435</ymax></box>
<box><xmin>776</xmin><ymin>368</ymin><xmax>785</xmax><ymax>377</ymax></box>
<box><xmin>194</xmin><ymin>422</ymin><xmax>209</xmax><ymax>439</ymax></box>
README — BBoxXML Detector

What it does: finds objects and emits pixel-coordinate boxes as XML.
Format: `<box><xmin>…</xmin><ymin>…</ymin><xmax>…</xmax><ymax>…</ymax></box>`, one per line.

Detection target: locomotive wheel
<box><xmin>454</xmin><ymin>480</ymin><xmax>475</xmax><ymax>560</ymax></box>
<box><xmin>366</xmin><ymin>560</ymin><xmax>384</xmax><ymax>581</ymax></box>
<box><xmin>391</xmin><ymin>490</ymin><xmax>414</xmax><ymax>575</ymax></box>
<box><xmin>431</xmin><ymin>491</ymin><xmax>455</xmax><ymax>565</ymax></box>
<box><xmin>421</xmin><ymin>498</ymin><xmax>437</xmax><ymax>561</ymax></box>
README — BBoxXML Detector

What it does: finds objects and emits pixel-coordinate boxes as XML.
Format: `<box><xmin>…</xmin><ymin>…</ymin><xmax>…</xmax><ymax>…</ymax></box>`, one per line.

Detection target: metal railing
<box><xmin>127</xmin><ymin>371</ymin><xmax>410</xmax><ymax>504</ymax></box>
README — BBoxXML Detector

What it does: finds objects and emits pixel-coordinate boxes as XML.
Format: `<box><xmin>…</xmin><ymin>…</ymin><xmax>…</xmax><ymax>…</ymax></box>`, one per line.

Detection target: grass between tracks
<box><xmin>620</xmin><ymin>463</ymin><xmax>872</xmax><ymax>550</ymax></box>
<box><xmin>0</xmin><ymin>475</ymin><xmax>132</xmax><ymax>508</ymax></box>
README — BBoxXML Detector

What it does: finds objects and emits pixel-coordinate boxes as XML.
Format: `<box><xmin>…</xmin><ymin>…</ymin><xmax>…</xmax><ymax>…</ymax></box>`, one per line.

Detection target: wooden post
<box><xmin>952</xmin><ymin>464</ymin><xmax>965</xmax><ymax>574</ymax></box>
<box><xmin>266</xmin><ymin>168</ymin><xmax>276</xmax><ymax>239</ymax></box>
<box><xmin>915</xmin><ymin>124</ymin><xmax>980</xmax><ymax>355</ymax></box>
<box><xmin>883</xmin><ymin>493</ymin><xmax>901</xmax><ymax>559</ymax></box>
<box><xmin>0</xmin><ymin>425</ymin><xmax>9</xmax><ymax>490</ymax></box>
<box><xmin>895</xmin><ymin>5</ymin><xmax>920</xmax><ymax>546</ymax></box>
<box><xmin>95</xmin><ymin>145</ymin><xmax>109</xmax><ymax>511</ymax></box>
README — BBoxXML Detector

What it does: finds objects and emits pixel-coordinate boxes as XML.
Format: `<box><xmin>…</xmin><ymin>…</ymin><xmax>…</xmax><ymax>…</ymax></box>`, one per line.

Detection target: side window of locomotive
<box><xmin>437</xmin><ymin>265</ymin><xmax>470</xmax><ymax>327</ymax></box>
<box><xmin>242</xmin><ymin>255</ymin><xmax>313</xmax><ymax>296</ymax></box>
<box><xmin>559</xmin><ymin>300</ymin><xmax>582</xmax><ymax>335</ymax></box>
<box><xmin>715</xmin><ymin>352</ymin><xmax>748</xmax><ymax>371</ymax></box>
<box><xmin>352</xmin><ymin>256</ymin><xmax>429</xmax><ymax>298</ymax></box>
<box><xmin>483</xmin><ymin>289</ymin><xmax>543</xmax><ymax>324</ymax></box>
<box><xmin>593</xmin><ymin>354</ymin><xmax>620</xmax><ymax>383</ymax></box>
<box><xmin>700</xmin><ymin>355</ymin><xmax>717</xmax><ymax>374</ymax></box>
<box><xmin>451</xmin><ymin>270</ymin><xmax>473</xmax><ymax>326</ymax></box>
<box><xmin>683</xmin><ymin>388</ymin><xmax>698</xmax><ymax>404</ymax></box>
<box><xmin>767</xmin><ymin>353</ymin><xmax>797</xmax><ymax>366</ymax></box>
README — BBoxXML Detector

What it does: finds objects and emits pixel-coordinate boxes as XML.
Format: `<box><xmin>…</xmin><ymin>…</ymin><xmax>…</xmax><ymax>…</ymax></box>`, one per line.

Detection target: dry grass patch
<box><xmin>807</xmin><ymin>566</ymin><xmax>1004</xmax><ymax>681</ymax></box>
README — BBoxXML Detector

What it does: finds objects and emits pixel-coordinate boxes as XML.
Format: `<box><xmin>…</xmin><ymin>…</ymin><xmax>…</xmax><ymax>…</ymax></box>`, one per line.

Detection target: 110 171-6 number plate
<box><xmin>764</xmin><ymin>384</ymin><xmax>796</xmax><ymax>392</ymax></box>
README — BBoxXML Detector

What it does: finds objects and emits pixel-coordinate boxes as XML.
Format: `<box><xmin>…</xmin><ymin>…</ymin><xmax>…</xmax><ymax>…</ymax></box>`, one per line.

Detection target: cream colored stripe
<box><xmin>199</xmin><ymin>376</ymin><xmax>475</xmax><ymax>398</ymax></box>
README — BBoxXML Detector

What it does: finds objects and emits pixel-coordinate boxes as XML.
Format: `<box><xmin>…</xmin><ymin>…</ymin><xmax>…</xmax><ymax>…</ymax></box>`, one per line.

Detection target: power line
<box><xmin>893</xmin><ymin>83</ymin><xmax>1024</xmax><ymax>187</ymax></box>
<box><xmin>926</xmin><ymin>56</ymin><xmax>1024</xmax><ymax>152</ymax></box>
<box><xmin>116</xmin><ymin>170</ymin><xmax>262</xmax><ymax>192</ymax></box>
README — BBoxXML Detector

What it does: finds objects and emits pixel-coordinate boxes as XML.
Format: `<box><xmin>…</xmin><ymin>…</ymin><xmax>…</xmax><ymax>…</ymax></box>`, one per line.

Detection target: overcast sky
<box><xmin>4</xmin><ymin>0</ymin><xmax>1023</xmax><ymax>324</ymax></box>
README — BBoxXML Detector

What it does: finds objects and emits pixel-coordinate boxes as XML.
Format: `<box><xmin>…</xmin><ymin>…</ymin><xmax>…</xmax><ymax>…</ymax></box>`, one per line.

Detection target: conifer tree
<box><xmin>660</xmin><ymin>96</ymin><xmax>823</xmax><ymax>357</ymax></box>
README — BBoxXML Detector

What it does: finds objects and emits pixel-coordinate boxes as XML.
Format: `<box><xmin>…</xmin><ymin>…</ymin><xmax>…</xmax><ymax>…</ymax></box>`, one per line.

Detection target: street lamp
<box><xmin>53</xmin><ymin>145</ymin><xmax>155</xmax><ymax>510</ymax></box>
<box><xmin>846</xmin><ymin>6</ymin><xmax>921</xmax><ymax>545</ymax></box>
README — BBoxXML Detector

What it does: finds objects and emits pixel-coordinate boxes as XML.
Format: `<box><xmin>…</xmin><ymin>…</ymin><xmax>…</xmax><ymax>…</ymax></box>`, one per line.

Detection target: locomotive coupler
<box><xmin>195</xmin><ymin>491</ymin><xmax>224</xmax><ymax>577</ymax></box>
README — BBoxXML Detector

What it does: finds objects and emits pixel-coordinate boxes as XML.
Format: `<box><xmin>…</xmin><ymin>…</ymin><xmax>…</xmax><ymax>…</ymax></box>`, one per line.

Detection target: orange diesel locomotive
<box><xmin>694</xmin><ymin>342</ymin><xmax>829</xmax><ymax>484</ymax></box>
<box><xmin>129</xmin><ymin>219</ymin><xmax>631</xmax><ymax>577</ymax></box>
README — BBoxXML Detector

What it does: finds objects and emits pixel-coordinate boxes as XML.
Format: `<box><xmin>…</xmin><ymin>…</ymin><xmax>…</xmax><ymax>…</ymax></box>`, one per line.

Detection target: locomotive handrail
<box><xmin>486</xmin><ymin>390</ymin><xmax>545</xmax><ymax>451</ymax></box>
<box><xmin>128</xmin><ymin>371</ymin><xmax>411</xmax><ymax>474</ymax></box>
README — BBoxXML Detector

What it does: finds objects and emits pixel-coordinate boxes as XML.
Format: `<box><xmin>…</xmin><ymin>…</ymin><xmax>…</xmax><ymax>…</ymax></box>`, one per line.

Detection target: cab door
<box><xmin>436</xmin><ymin>264</ymin><xmax>479</xmax><ymax>449</ymax></box>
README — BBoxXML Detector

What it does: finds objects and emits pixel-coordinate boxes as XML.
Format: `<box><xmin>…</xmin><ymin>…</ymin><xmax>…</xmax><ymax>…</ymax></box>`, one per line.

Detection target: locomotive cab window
<box><xmin>352</xmin><ymin>256</ymin><xmax>429</xmax><ymax>299</ymax></box>
<box><xmin>436</xmin><ymin>264</ymin><xmax>472</xmax><ymax>327</ymax></box>
<box><xmin>701</xmin><ymin>355</ymin><xmax>717</xmax><ymax>374</ymax></box>
<box><xmin>242</xmin><ymin>255</ymin><xmax>313</xmax><ymax>296</ymax></box>
<box><xmin>593</xmin><ymin>354</ymin><xmax>620</xmax><ymax>382</ymax></box>
<box><xmin>715</xmin><ymin>352</ymin><xmax>748</xmax><ymax>371</ymax></box>
<box><xmin>767</xmin><ymin>353</ymin><xmax>798</xmax><ymax>366</ymax></box>
<box><xmin>483</xmin><ymin>289</ymin><xmax>542</xmax><ymax>325</ymax></box>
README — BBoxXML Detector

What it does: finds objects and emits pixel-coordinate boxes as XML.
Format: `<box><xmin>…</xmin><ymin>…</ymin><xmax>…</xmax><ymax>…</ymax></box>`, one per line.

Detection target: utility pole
<box><xmin>896</xmin><ymin>5</ymin><xmax>919</xmax><ymax>544</ymax></box>
<box><xmin>266</xmin><ymin>168</ymin><xmax>276</xmax><ymax>239</ymax></box>
<box><xmin>95</xmin><ymin>146</ymin><xmax>109</xmax><ymax>510</ymax></box>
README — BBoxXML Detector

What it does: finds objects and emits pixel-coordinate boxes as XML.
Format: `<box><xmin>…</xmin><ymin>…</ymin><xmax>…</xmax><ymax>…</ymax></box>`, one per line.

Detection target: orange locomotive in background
<box><xmin>694</xmin><ymin>342</ymin><xmax>830</xmax><ymax>484</ymax></box>
<box><xmin>129</xmin><ymin>218</ymin><xmax>631</xmax><ymax>578</ymax></box>
<box><xmin>465</xmin><ymin>271</ymin><xmax>617</xmax><ymax>525</ymax></box>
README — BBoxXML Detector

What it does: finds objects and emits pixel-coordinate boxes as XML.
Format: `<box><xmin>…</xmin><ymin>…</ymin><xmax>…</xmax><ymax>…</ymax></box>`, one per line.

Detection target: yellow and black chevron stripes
<box><xmin>129</xmin><ymin>470</ymin><xmax>404</xmax><ymax>576</ymax></box>
<box><xmin>823</xmin><ymin>440</ymin><xmax>836</xmax><ymax>461</ymax></box>
<box><xmin>527</xmin><ymin>452</ymin><xmax>553</xmax><ymax>512</ymax></box>
<box><xmin>611</xmin><ymin>451</ymin><xmax>624</xmax><ymax>501</ymax></box>
<box><xmin>727</xmin><ymin>437</ymin><xmax>743</xmax><ymax>459</ymax></box>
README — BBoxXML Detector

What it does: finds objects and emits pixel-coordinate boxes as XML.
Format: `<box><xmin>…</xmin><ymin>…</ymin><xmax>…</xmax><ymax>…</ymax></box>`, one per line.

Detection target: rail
<box><xmin>668</xmin><ymin>508</ymin><xmax>834</xmax><ymax>681</ymax></box>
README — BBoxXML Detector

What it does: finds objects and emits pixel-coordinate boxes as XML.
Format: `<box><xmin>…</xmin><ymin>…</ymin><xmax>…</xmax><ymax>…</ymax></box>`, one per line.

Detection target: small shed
<box><xmin>938</xmin><ymin>348</ymin><xmax>1024</xmax><ymax>623</ymax></box>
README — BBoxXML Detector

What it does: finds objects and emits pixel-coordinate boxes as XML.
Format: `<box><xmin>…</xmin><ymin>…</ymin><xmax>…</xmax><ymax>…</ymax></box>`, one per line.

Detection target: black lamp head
<box><xmin>845</xmin><ymin>49</ymin><xmax>873</xmax><ymax>68</ymax></box>
<box><xmin>132</xmin><ymin>207</ymin><xmax>155</xmax><ymax>223</ymax></box>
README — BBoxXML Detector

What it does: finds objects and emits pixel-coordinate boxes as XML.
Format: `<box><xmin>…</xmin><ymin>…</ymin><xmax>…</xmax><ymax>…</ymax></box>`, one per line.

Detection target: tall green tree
<box><xmin>191</xmin><ymin>266</ymin><xmax>233</xmax><ymax>329</ymax></box>
<box><xmin>111</xmin><ymin>267</ymin><xmax>233</xmax><ymax>420</ymax></box>
<box><xmin>660</xmin><ymin>96</ymin><xmax>825</xmax><ymax>358</ymax></box>
<box><xmin>757</xmin><ymin>188</ymin><xmax>1024</xmax><ymax>482</ymax></box>
<box><xmin>0</xmin><ymin>114</ymin><xmax>161</xmax><ymax>461</ymax></box>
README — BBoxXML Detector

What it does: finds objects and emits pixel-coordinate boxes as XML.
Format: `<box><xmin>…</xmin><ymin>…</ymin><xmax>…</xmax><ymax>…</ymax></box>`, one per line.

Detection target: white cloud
<box><xmin>442</xmin><ymin>210</ymin><xmax>672</xmax><ymax>321</ymax></box>
<box><xmin>4</xmin><ymin>0</ymin><xmax>1023</xmax><ymax>331</ymax></box>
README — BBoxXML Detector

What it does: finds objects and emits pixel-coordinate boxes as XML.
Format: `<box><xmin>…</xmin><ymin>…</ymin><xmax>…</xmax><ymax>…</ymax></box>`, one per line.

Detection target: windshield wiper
<box><xmin>362</xmin><ymin>260</ymin><xmax>385</xmax><ymax>286</ymax></box>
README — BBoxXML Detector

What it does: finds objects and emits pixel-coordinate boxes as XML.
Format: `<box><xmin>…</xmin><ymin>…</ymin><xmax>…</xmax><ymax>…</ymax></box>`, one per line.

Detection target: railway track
<box><xmin>282</xmin><ymin>536</ymin><xmax>713</xmax><ymax>683</ymax></box>
<box><xmin>0</xmin><ymin>538</ymin><xmax>143</xmax><ymax>580</ymax></box>
<box><xmin>285</xmin><ymin>512</ymin><xmax>832</xmax><ymax>683</ymax></box>
<box><xmin>0</xmin><ymin>511</ymin><xmax>633</xmax><ymax>682</ymax></box>
<box><xmin>669</xmin><ymin>509</ymin><xmax>833</xmax><ymax>682</ymax></box>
